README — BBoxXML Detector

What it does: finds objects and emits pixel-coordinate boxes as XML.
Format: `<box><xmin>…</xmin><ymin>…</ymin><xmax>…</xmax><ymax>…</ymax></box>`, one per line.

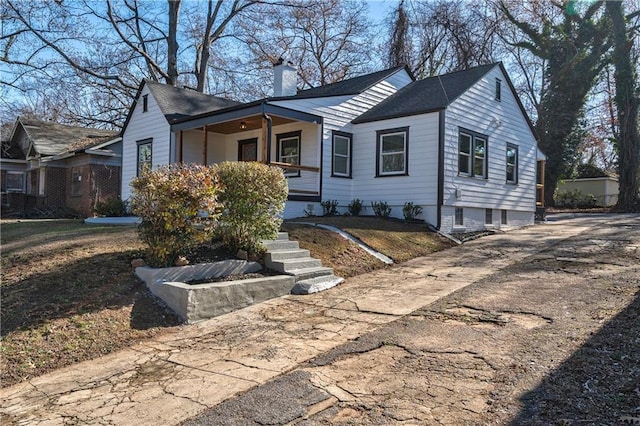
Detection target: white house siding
<box><xmin>272</xmin><ymin>69</ymin><xmax>414</xmax><ymax>216</ymax></box>
<box><xmin>351</xmin><ymin>113</ymin><xmax>440</xmax><ymax>225</ymax></box>
<box><xmin>442</xmin><ymin>65</ymin><xmax>538</xmax><ymax>232</ymax></box>
<box><xmin>121</xmin><ymin>86</ymin><xmax>171</xmax><ymax>200</ymax></box>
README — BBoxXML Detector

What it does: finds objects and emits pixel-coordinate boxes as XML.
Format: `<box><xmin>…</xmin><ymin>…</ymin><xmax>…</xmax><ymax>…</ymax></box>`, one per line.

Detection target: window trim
<box><xmin>501</xmin><ymin>209</ymin><xmax>508</xmax><ymax>225</ymax></box>
<box><xmin>455</xmin><ymin>207</ymin><xmax>464</xmax><ymax>226</ymax></box>
<box><xmin>142</xmin><ymin>94</ymin><xmax>148</xmax><ymax>112</ymax></box>
<box><xmin>4</xmin><ymin>171</ymin><xmax>25</xmax><ymax>192</ymax></box>
<box><xmin>276</xmin><ymin>130</ymin><xmax>301</xmax><ymax>177</ymax></box>
<box><xmin>71</xmin><ymin>168</ymin><xmax>82</xmax><ymax>197</ymax></box>
<box><xmin>485</xmin><ymin>208</ymin><xmax>493</xmax><ymax>225</ymax></box>
<box><xmin>331</xmin><ymin>130</ymin><xmax>352</xmax><ymax>178</ymax></box>
<box><xmin>238</xmin><ymin>137</ymin><xmax>258</xmax><ymax>162</ymax></box>
<box><xmin>506</xmin><ymin>143</ymin><xmax>518</xmax><ymax>184</ymax></box>
<box><xmin>495</xmin><ymin>78</ymin><xmax>502</xmax><ymax>101</ymax></box>
<box><xmin>376</xmin><ymin>127</ymin><xmax>409</xmax><ymax>177</ymax></box>
<box><xmin>136</xmin><ymin>138</ymin><xmax>153</xmax><ymax>177</ymax></box>
<box><xmin>458</xmin><ymin>128</ymin><xmax>488</xmax><ymax>179</ymax></box>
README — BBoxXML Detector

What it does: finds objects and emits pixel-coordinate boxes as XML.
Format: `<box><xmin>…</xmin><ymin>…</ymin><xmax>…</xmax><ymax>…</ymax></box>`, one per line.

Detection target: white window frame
<box><xmin>455</xmin><ymin>207</ymin><xmax>464</xmax><ymax>226</ymax></box>
<box><xmin>137</xmin><ymin>139</ymin><xmax>153</xmax><ymax>177</ymax></box>
<box><xmin>458</xmin><ymin>128</ymin><xmax>488</xmax><ymax>179</ymax></box>
<box><xmin>376</xmin><ymin>127</ymin><xmax>409</xmax><ymax>177</ymax></box>
<box><xmin>506</xmin><ymin>143</ymin><xmax>518</xmax><ymax>184</ymax></box>
<box><xmin>332</xmin><ymin>131</ymin><xmax>352</xmax><ymax>178</ymax></box>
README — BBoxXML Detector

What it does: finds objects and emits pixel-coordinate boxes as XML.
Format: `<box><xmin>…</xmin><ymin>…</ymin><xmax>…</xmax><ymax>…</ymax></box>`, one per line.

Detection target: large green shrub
<box><xmin>130</xmin><ymin>164</ymin><xmax>220</xmax><ymax>267</ymax></box>
<box><xmin>214</xmin><ymin>162</ymin><xmax>288</xmax><ymax>254</ymax></box>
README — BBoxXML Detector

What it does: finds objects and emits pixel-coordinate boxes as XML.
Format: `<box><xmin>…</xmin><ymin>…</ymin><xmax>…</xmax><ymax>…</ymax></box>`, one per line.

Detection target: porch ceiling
<box><xmin>205</xmin><ymin>115</ymin><xmax>295</xmax><ymax>134</ymax></box>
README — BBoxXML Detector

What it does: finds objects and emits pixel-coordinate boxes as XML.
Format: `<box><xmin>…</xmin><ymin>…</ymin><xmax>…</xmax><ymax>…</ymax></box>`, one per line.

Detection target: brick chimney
<box><xmin>273</xmin><ymin>58</ymin><xmax>297</xmax><ymax>97</ymax></box>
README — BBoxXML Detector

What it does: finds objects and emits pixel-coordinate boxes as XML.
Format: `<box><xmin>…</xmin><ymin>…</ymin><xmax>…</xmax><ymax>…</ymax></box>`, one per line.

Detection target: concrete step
<box><xmin>262</xmin><ymin>240</ymin><xmax>300</xmax><ymax>251</ymax></box>
<box><xmin>276</xmin><ymin>232</ymin><xmax>289</xmax><ymax>240</ymax></box>
<box><xmin>264</xmin><ymin>249</ymin><xmax>311</xmax><ymax>263</ymax></box>
<box><xmin>287</xmin><ymin>266</ymin><xmax>334</xmax><ymax>282</ymax></box>
<box><xmin>267</xmin><ymin>257</ymin><xmax>322</xmax><ymax>272</ymax></box>
<box><xmin>292</xmin><ymin>275</ymin><xmax>345</xmax><ymax>295</ymax></box>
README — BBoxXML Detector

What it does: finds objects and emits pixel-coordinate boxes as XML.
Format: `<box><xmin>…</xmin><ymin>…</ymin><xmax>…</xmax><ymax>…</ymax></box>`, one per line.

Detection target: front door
<box><xmin>238</xmin><ymin>138</ymin><xmax>258</xmax><ymax>162</ymax></box>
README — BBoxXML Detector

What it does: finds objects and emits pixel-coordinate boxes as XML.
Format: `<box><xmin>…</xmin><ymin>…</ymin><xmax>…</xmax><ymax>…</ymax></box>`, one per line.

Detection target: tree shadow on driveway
<box><xmin>511</xmin><ymin>289</ymin><xmax>640</xmax><ymax>425</ymax></box>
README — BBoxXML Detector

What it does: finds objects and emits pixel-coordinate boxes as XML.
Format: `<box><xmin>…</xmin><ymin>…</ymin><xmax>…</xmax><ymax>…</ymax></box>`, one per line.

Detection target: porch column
<box><xmin>178</xmin><ymin>131</ymin><xmax>183</xmax><ymax>163</ymax></box>
<box><xmin>537</xmin><ymin>160</ymin><xmax>546</xmax><ymax>207</ymax></box>
<box><xmin>261</xmin><ymin>117</ymin><xmax>268</xmax><ymax>164</ymax></box>
<box><xmin>203</xmin><ymin>126</ymin><xmax>208</xmax><ymax>165</ymax></box>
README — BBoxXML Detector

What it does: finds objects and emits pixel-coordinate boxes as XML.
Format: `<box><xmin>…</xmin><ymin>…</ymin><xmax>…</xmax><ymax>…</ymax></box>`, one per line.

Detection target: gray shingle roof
<box><xmin>145</xmin><ymin>80</ymin><xmax>243</xmax><ymax>123</ymax></box>
<box><xmin>19</xmin><ymin>118</ymin><xmax>118</xmax><ymax>156</ymax></box>
<box><xmin>287</xmin><ymin>66</ymin><xmax>410</xmax><ymax>100</ymax></box>
<box><xmin>352</xmin><ymin>63</ymin><xmax>498</xmax><ymax>124</ymax></box>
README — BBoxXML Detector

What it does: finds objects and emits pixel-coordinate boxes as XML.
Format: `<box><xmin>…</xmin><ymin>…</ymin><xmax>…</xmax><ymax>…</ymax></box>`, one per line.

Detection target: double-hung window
<box><xmin>376</xmin><ymin>127</ymin><xmax>409</xmax><ymax>177</ymax></box>
<box><xmin>332</xmin><ymin>131</ymin><xmax>352</xmax><ymax>178</ymax></box>
<box><xmin>137</xmin><ymin>139</ymin><xmax>152</xmax><ymax>177</ymax></box>
<box><xmin>506</xmin><ymin>143</ymin><xmax>518</xmax><ymax>184</ymax></box>
<box><xmin>277</xmin><ymin>131</ymin><xmax>301</xmax><ymax>177</ymax></box>
<box><xmin>458</xmin><ymin>129</ymin><xmax>487</xmax><ymax>179</ymax></box>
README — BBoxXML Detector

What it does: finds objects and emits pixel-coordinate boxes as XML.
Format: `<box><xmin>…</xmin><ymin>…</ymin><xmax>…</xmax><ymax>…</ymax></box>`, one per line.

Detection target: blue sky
<box><xmin>367</xmin><ymin>0</ymin><xmax>395</xmax><ymax>25</ymax></box>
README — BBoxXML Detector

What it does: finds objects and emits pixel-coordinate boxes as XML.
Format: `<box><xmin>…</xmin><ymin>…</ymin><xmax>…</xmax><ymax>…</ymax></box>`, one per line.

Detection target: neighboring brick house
<box><xmin>0</xmin><ymin>117</ymin><xmax>122</xmax><ymax>217</ymax></box>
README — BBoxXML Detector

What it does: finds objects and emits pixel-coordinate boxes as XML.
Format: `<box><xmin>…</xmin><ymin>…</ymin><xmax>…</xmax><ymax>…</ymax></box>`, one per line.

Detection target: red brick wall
<box><xmin>46</xmin><ymin>167</ymin><xmax>67</xmax><ymax>208</ymax></box>
<box><xmin>65</xmin><ymin>165</ymin><xmax>121</xmax><ymax>216</ymax></box>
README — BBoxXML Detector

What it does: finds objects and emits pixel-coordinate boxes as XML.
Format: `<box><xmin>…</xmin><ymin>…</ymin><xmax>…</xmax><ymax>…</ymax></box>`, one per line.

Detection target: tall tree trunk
<box><xmin>387</xmin><ymin>0</ymin><xmax>411</xmax><ymax>68</ymax></box>
<box><xmin>167</xmin><ymin>0</ymin><xmax>181</xmax><ymax>86</ymax></box>
<box><xmin>196</xmin><ymin>0</ymin><xmax>217</xmax><ymax>93</ymax></box>
<box><xmin>607</xmin><ymin>1</ymin><xmax>640</xmax><ymax>212</ymax></box>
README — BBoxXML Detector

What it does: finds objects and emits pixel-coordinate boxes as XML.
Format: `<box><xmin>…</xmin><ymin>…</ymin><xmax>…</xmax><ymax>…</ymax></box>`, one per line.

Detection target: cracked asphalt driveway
<box><xmin>2</xmin><ymin>214</ymin><xmax>639</xmax><ymax>425</ymax></box>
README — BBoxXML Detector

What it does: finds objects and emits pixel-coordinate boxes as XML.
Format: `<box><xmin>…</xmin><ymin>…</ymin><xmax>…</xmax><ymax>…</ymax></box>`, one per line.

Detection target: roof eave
<box><xmin>88</xmin><ymin>136</ymin><xmax>122</xmax><ymax>150</ymax></box>
<box><xmin>0</xmin><ymin>158</ymin><xmax>27</xmax><ymax>164</ymax></box>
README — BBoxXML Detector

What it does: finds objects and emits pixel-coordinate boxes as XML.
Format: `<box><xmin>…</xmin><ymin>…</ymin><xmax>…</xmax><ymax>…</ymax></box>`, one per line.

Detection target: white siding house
<box><xmin>119</xmin><ymin>62</ymin><xmax>543</xmax><ymax>233</ymax></box>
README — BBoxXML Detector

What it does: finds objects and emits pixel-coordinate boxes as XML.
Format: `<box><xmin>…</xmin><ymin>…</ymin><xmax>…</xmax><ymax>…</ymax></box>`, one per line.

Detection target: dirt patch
<box><xmin>186</xmin><ymin>270</ymin><xmax>281</xmax><ymax>285</ymax></box>
<box><xmin>0</xmin><ymin>220</ymin><xmax>182</xmax><ymax>388</ymax></box>
<box><xmin>287</xmin><ymin>216</ymin><xmax>455</xmax><ymax>263</ymax></box>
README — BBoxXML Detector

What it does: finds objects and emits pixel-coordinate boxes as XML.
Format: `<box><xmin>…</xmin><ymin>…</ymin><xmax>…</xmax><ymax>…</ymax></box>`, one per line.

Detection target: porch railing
<box><xmin>269</xmin><ymin>161</ymin><xmax>320</xmax><ymax>196</ymax></box>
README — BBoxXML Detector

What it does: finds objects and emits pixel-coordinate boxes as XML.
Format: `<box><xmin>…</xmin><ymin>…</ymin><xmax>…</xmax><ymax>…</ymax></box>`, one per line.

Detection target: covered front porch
<box><xmin>170</xmin><ymin>103</ymin><xmax>323</xmax><ymax>201</ymax></box>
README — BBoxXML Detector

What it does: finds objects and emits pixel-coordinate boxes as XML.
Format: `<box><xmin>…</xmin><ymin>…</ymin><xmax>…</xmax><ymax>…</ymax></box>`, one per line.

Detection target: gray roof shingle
<box><xmin>287</xmin><ymin>66</ymin><xmax>410</xmax><ymax>100</ymax></box>
<box><xmin>145</xmin><ymin>80</ymin><xmax>243</xmax><ymax>123</ymax></box>
<box><xmin>19</xmin><ymin>118</ymin><xmax>118</xmax><ymax>156</ymax></box>
<box><xmin>353</xmin><ymin>63</ymin><xmax>498</xmax><ymax>124</ymax></box>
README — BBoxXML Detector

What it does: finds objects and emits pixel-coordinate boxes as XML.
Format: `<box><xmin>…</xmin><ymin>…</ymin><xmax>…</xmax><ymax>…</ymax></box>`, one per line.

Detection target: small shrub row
<box><xmin>312</xmin><ymin>199</ymin><xmax>423</xmax><ymax>221</ymax></box>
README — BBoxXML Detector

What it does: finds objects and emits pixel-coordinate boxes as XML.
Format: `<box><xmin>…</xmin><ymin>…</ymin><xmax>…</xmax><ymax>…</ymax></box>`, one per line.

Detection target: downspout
<box><xmin>261</xmin><ymin>103</ymin><xmax>272</xmax><ymax>164</ymax></box>
<box><xmin>437</xmin><ymin>109</ymin><xmax>446</xmax><ymax>230</ymax></box>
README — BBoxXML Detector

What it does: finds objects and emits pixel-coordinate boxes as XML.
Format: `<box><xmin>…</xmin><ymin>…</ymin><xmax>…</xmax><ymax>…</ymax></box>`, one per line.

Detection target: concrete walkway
<box><xmin>0</xmin><ymin>215</ymin><xmax>624</xmax><ymax>425</ymax></box>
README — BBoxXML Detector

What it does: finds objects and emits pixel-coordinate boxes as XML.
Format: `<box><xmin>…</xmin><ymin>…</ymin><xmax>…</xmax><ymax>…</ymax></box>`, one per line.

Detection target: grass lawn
<box><xmin>1</xmin><ymin>217</ymin><xmax>453</xmax><ymax>388</ymax></box>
